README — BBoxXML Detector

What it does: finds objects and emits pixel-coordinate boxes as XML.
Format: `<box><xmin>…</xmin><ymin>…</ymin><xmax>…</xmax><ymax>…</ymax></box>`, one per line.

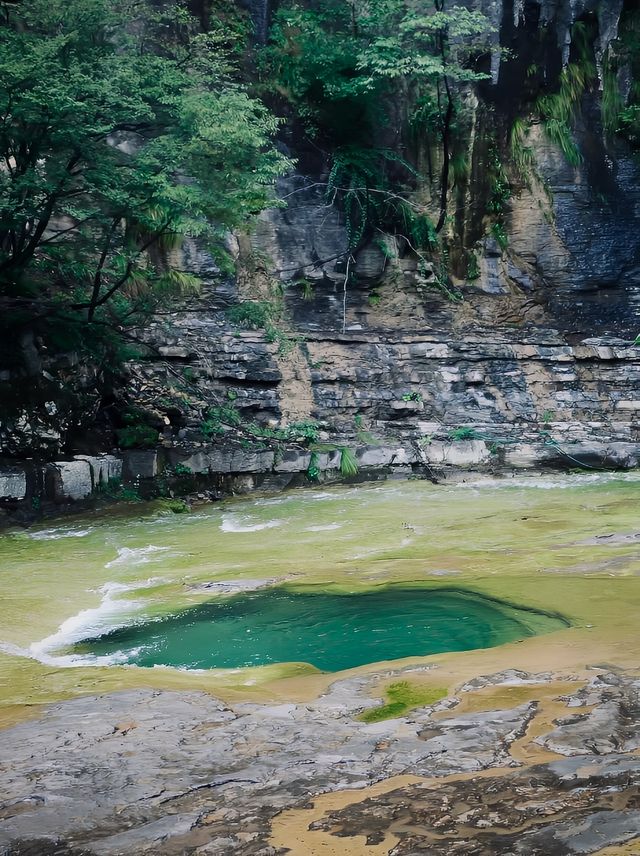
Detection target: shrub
<box><xmin>448</xmin><ymin>427</ymin><xmax>478</xmax><ymax>441</ymax></box>
<box><xmin>115</xmin><ymin>424</ymin><xmax>159</xmax><ymax>449</ymax></box>
<box><xmin>226</xmin><ymin>301</ymin><xmax>274</xmax><ymax>329</ymax></box>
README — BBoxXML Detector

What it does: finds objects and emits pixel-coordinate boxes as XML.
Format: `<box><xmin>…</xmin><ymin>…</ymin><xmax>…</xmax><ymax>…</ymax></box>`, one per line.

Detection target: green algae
<box><xmin>360</xmin><ymin>680</ymin><xmax>448</xmax><ymax>723</ymax></box>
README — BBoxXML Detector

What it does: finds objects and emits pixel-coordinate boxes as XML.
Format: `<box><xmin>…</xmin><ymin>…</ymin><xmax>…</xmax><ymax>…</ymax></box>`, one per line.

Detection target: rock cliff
<box><xmin>2</xmin><ymin>0</ymin><xmax>640</xmax><ymax>507</ymax></box>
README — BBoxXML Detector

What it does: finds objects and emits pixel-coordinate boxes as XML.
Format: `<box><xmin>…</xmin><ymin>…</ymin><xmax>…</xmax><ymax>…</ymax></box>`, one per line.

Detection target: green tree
<box><xmin>263</xmin><ymin>0</ymin><xmax>492</xmax><ymax>243</ymax></box>
<box><xmin>0</xmin><ymin>0</ymin><xmax>287</xmax><ymax>348</ymax></box>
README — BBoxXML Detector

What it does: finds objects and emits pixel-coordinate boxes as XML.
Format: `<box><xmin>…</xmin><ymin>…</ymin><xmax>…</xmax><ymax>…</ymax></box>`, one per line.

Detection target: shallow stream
<box><xmin>1</xmin><ymin>473</ymin><xmax>639</xmax><ymax>719</ymax></box>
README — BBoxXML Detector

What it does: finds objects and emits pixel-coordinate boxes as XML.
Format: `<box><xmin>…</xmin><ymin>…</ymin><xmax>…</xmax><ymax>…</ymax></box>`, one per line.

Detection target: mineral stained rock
<box><xmin>1</xmin><ymin>669</ymin><xmax>640</xmax><ymax>854</ymax></box>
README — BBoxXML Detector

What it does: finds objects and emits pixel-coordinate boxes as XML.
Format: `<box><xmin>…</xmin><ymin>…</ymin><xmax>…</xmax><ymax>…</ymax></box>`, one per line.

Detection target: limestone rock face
<box><xmin>122</xmin><ymin>273</ymin><xmax>640</xmax><ymax>481</ymax></box>
<box><xmin>508</xmin><ymin>123</ymin><xmax>640</xmax><ymax>334</ymax></box>
<box><xmin>39</xmin><ymin>456</ymin><xmax>123</xmax><ymax>503</ymax></box>
<box><xmin>73</xmin><ymin>455</ymin><xmax>122</xmax><ymax>488</ymax></box>
<box><xmin>45</xmin><ymin>461</ymin><xmax>93</xmax><ymax>502</ymax></box>
<box><xmin>252</xmin><ymin>175</ymin><xmax>349</xmax><ymax>285</ymax></box>
<box><xmin>5</xmin><ymin>0</ymin><xmax>640</xmax><ymax>487</ymax></box>
<box><xmin>111</xmin><ymin>0</ymin><xmax>640</xmax><ymax>483</ymax></box>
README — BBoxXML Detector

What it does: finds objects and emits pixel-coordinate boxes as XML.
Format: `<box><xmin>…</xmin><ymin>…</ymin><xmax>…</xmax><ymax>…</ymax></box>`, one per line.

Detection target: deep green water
<box><xmin>72</xmin><ymin>586</ymin><xmax>568</xmax><ymax>672</ymax></box>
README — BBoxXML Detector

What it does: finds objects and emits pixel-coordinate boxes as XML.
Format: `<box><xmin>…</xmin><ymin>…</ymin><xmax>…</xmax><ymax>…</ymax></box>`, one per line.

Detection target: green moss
<box><xmin>360</xmin><ymin>680</ymin><xmax>447</xmax><ymax>723</ymax></box>
<box><xmin>95</xmin><ymin>479</ymin><xmax>141</xmax><ymax>502</ymax></box>
<box><xmin>157</xmin><ymin>498</ymin><xmax>190</xmax><ymax>514</ymax></box>
<box><xmin>226</xmin><ymin>301</ymin><xmax>275</xmax><ymax>329</ymax></box>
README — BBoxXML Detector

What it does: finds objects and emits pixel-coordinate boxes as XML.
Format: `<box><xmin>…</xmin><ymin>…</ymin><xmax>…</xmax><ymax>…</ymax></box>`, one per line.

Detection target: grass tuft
<box><xmin>339</xmin><ymin>447</ymin><xmax>359</xmax><ymax>477</ymax></box>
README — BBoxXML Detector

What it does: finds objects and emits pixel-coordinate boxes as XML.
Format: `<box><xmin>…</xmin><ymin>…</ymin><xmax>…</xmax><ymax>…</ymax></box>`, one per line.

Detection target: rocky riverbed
<box><xmin>1</xmin><ymin>667</ymin><xmax>640</xmax><ymax>855</ymax></box>
<box><xmin>2</xmin><ymin>476</ymin><xmax>640</xmax><ymax>855</ymax></box>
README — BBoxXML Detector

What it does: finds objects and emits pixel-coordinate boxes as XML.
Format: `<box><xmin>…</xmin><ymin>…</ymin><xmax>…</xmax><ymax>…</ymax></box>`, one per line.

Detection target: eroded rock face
<box><xmin>0</xmin><ymin>470</ymin><xmax>26</xmax><ymax>501</ymax></box>
<box><xmin>4</xmin><ymin>3</ymin><xmax>639</xmax><ymax>484</ymax></box>
<box><xmin>123</xmin><ymin>278</ymin><xmax>640</xmax><ymax>480</ymax></box>
<box><xmin>1</xmin><ymin>669</ymin><xmax>640</xmax><ymax>854</ymax></box>
<box><xmin>537</xmin><ymin>672</ymin><xmax>640</xmax><ymax>756</ymax></box>
<box><xmin>312</xmin><ymin>756</ymin><xmax>640</xmax><ymax>854</ymax></box>
<box><xmin>508</xmin><ymin>121</ymin><xmax>640</xmax><ymax>334</ymax></box>
<box><xmin>118</xmin><ymin>28</ymin><xmax>640</xmax><ymax>479</ymax></box>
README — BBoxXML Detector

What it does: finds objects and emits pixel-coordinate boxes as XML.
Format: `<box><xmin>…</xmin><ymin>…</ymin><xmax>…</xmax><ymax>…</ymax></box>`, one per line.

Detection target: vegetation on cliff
<box><xmin>0</xmin><ymin>0</ymin><xmax>286</xmax><ymax>452</ymax></box>
<box><xmin>2</xmin><ymin>0</ymin><xmax>640</xmax><ymax>458</ymax></box>
<box><xmin>262</xmin><ymin>0</ymin><xmax>493</xmax><ymax>263</ymax></box>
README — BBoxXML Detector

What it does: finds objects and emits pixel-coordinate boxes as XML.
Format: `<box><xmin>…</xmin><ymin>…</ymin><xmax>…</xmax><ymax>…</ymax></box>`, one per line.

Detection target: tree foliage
<box><xmin>0</xmin><ymin>0</ymin><xmax>287</xmax><ymax>345</ymax></box>
<box><xmin>264</xmin><ymin>1</ymin><xmax>491</xmax><ymax>125</ymax></box>
<box><xmin>263</xmin><ymin>0</ymin><xmax>492</xmax><ymax>250</ymax></box>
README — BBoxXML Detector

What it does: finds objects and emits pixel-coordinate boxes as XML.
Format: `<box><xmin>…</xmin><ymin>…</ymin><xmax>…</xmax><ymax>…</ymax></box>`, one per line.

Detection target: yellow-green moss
<box><xmin>360</xmin><ymin>681</ymin><xmax>448</xmax><ymax>723</ymax></box>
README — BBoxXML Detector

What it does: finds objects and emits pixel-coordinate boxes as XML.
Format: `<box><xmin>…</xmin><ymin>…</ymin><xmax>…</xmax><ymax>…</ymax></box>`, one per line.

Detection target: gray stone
<box><xmin>315</xmin><ymin>450</ymin><xmax>342</xmax><ymax>471</ymax></box>
<box><xmin>425</xmin><ymin>440</ymin><xmax>490</xmax><ymax>467</ymax></box>
<box><xmin>4</xmin><ymin>669</ymin><xmax>640</xmax><ymax>854</ymax></box>
<box><xmin>230</xmin><ymin>449</ymin><xmax>276</xmax><ymax>473</ymax></box>
<box><xmin>0</xmin><ymin>468</ymin><xmax>27</xmax><ymax>500</ymax></box>
<box><xmin>390</xmin><ymin>399</ymin><xmax>424</xmax><ymax>415</ymax></box>
<box><xmin>537</xmin><ymin>674</ymin><xmax>640</xmax><ymax>756</ymax></box>
<box><xmin>157</xmin><ymin>346</ymin><xmax>194</xmax><ymax>359</ymax></box>
<box><xmin>45</xmin><ymin>460</ymin><xmax>93</xmax><ymax>501</ymax></box>
<box><xmin>354</xmin><ymin>241</ymin><xmax>390</xmax><ymax>281</ymax></box>
<box><xmin>175</xmin><ymin>451</ymin><xmax>212</xmax><ymax>474</ymax></box>
<box><xmin>356</xmin><ymin>446</ymin><xmax>415</xmax><ymax>468</ymax></box>
<box><xmin>121</xmin><ymin>450</ymin><xmax>159</xmax><ymax>480</ymax></box>
<box><xmin>0</xmin><ymin>671</ymin><xmax>536</xmax><ymax>853</ymax></box>
<box><xmin>186</xmin><ymin>578</ymin><xmax>279</xmax><ymax>594</ymax></box>
<box><xmin>74</xmin><ymin>455</ymin><xmax>122</xmax><ymax>487</ymax></box>
<box><xmin>273</xmin><ymin>449</ymin><xmax>311</xmax><ymax>473</ymax></box>
<box><xmin>252</xmin><ymin>174</ymin><xmax>349</xmax><ymax>284</ymax></box>
<box><xmin>504</xmin><ymin>443</ymin><xmax>547</xmax><ymax>468</ymax></box>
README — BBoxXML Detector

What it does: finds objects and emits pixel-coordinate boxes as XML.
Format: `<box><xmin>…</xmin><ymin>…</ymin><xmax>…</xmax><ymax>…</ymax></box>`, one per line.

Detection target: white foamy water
<box><xmin>23</xmin><ymin>579</ymin><xmax>163</xmax><ymax>668</ymax></box>
<box><xmin>457</xmin><ymin>472</ymin><xmax>640</xmax><ymax>492</ymax></box>
<box><xmin>27</xmin><ymin>526</ymin><xmax>94</xmax><ymax>540</ymax></box>
<box><xmin>220</xmin><ymin>515</ymin><xmax>283</xmax><ymax>533</ymax></box>
<box><xmin>253</xmin><ymin>497</ymin><xmax>289</xmax><ymax>507</ymax></box>
<box><xmin>105</xmin><ymin>545</ymin><xmax>170</xmax><ymax>568</ymax></box>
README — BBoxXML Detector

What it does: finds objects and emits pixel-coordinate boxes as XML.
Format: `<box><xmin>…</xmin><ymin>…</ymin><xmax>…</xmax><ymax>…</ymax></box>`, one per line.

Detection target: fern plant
<box><xmin>602</xmin><ymin>53</ymin><xmax>624</xmax><ymax>136</ymax></box>
<box><xmin>327</xmin><ymin>147</ymin><xmax>425</xmax><ymax>252</ymax></box>
<box><xmin>509</xmin><ymin>118</ymin><xmax>535</xmax><ymax>179</ymax></box>
<box><xmin>263</xmin><ymin>0</ymin><xmax>492</xmax><ymax>268</ymax></box>
<box><xmin>535</xmin><ymin>25</ymin><xmax>595</xmax><ymax>166</ymax></box>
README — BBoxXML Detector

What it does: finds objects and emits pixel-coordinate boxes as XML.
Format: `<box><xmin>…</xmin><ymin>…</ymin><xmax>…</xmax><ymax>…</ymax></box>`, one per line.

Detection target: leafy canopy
<box><xmin>262</xmin><ymin>1</ymin><xmax>492</xmax><ymax>251</ymax></box>
<box><xmin>264</xmin><ymin>0</ymin><xmax>492</xmax><ymax>138</ymax></box>
<box><xmin>0</xmin><ymin>0</ymin><xmax>287</xmax><ymax>328</ymax></box>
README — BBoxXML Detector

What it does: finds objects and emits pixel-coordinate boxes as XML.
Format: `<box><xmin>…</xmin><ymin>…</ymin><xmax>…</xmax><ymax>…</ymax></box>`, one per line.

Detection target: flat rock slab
<box><xmin>0</xmin><ymin>670</ymin><xmax>639</xmax><ymax>854</ymax></box>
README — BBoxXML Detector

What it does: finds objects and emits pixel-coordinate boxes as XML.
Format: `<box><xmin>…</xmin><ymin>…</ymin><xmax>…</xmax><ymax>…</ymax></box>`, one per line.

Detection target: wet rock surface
<box><xmin>313</xmin><ymin>755</ymin><xmax>640</xmax><ymax>855</ymax></box>
<box><xmin>537</xmin><ymin>672</ymin><xmax>640</xmax><ymax>756</ymax></box>
<box><xmin>1</xmin><ymin>669</ymin><xmax>640</xmax><ymax>854</ymax></box>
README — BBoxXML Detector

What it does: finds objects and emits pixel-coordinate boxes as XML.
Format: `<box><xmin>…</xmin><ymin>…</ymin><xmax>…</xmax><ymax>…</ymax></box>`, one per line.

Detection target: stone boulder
<box><xmin>0</xmin><ymin>468</ymin><xmax>27</xmax><ymax>501</ymax></box>
<box><xmin>45</xmin><ymin>460</ymin><xmax>93</xmax><ymax>502</ymax></box>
